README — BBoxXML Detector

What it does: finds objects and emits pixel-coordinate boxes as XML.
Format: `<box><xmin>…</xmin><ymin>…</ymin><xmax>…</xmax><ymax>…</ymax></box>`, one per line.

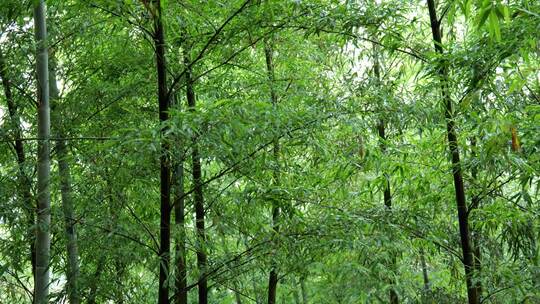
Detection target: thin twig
<box><xmin>167</xmin><ymin>0</ymin><xmax>255</xmax><ymax>100</ymax></box>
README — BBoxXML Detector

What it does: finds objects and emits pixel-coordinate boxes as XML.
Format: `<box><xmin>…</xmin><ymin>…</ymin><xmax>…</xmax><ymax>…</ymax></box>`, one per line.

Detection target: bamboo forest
<box><xmin>0</xmin><ymin>0</ymin><xmax>539</xmax><ymax>303</ymax></box>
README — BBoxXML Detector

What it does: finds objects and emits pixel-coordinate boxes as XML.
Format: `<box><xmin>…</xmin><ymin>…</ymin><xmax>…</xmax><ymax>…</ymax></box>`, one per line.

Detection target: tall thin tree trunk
<box><xmin>33</xmin><ymin>1</ymin><xmax>51</xmax><ymax>303</ymax></box>
<box><xmin>300</xmin><ymin>277</ymin><xmax>307</xmax><ymax>304</ymax></box>
<box><xmin>49</xmin><ymin>55</ymin><xmax>80</xmax><ymax>304</ymax></box>
<box><xmin>220</xmin><ymin>230</ymin><xmax>243</xmax><ymax>304</ymax></box>
<box><xmin>425</xmin><ymin>1</ymin><xmax>478</xmax><ymax>303</ymax></box>
<box><xmin>56</xmin><ymin>138</ymin><xmax>80</xmax><ymax>304</ymax></box>
<box><xmin>150</xmin><ymin>1</ymin><xmax>171</xmax><ymax>303</ymax></box>
<box><xmin>377</xmin><ymin>120</ymin><xmax>398</xmax><ymax>304</ymax></box>
<box><xmin>419</xmin><ymin>246</ymin><xmax>430</xmax><ymax>304</ymax></box>
<box><xmin>293</xmin><ymin>284</ymin><xmax>301</xmax><ymax>304</ymax></box>
<box><xmin>184</xmin><ymin>40</ymin><xmax>208</xmax><ymax>304</ymax></box>
<box><xmin>173</xmin><ymin>161</ymin><xmax>187</xmax><ymax>304</ymax></box>
<box><xmin>373</xmin><ymin>43</ymin><xmax>398</xmax><ymax>304</ymax></box>
<box><xmin>419</xmin><ymin>247</ymin><xmax>430</xmax><ymax>292</ymax></box>
<box><xmin>173</xmin><ymin>114</ymin><xmax>188</xmax><ymax>304</ymax></box>
<box><xmin>114</xmin><ymin>260</ymin><xmax>126</xmax><ymax>304</ymax></box>
<box><xmin>191</xmin><ymin>86</ymin><xmax>207</xmax><ymax>304</ymax></box>
<box><xmin>472</xmin><ymin>235</ymin><xmax>482</xmax><ymax>298</ymax></box>
<box><xmin>251</xmin><ymin>272</ymin><xmax>263</xmax><ymax>304</ymax></box>
<box><xmin>235</xmin><ymin>290</ymin><xmax>243</xmax><ymax>304</ymax></box>
<box><xmin>470</xmin><ymin>137</ymin><xmax>482</xmax><ymax>299</ymax></box>
<box><xmin>87</xmin><ymin>256</ymin><xmax>105</xmax><ymax>304</ymax></box>
<box><xmin>0</xmin><ymin>47</ymin><xmax>37</xmax><ymax>282</ymax></box>
<box><xmin>264</xmin><ymin>40</ymin><xmax>280</xmax><ymax>304</ymax></box>
<box><xmin>173</xmin><ymin>196</ymin><xmax>188</xmax><ymax>304</ymax></box>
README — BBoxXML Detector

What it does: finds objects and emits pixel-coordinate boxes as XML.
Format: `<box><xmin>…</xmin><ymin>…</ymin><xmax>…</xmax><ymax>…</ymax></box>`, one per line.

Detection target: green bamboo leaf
<box><xmin>503</xmin><ymin>5</ymin><xmax>511</xmax><ymax>23</ymax></box>
<box><xmin>489</xmin><ymin>10</ymin><xmax>502</xmax><ymax>41</ymax></box>
<box><xmin>478</xmin><ymin>5</ymin><xmax>492</xmax><ymax>28</ymax></box>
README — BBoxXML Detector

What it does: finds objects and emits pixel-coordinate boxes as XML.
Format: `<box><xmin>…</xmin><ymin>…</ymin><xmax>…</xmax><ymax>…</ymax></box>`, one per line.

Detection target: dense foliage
<box><xmin>0</xmin><ymin>0</ymin><xmax>539</xmax><ymax>303</ymax></box>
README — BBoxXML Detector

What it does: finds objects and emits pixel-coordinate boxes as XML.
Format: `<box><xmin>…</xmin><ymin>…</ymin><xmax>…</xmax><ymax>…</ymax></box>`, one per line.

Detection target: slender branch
<box><xmin>166</xmin><ymin>0</ymin><xmax>255</xmax><ymax>100</ymax></box>
<box><xmin>210</xmin><ymin>281</ymin><xmax>257</xmax><ymax>302</ymax></box>
<box><xmin>517</xmin><ymin>66</ymin><xmax>540</xmax><ymax>104</ymax></box>
<box><xmin>50</xmin><ymin>19</ymin><xmax>110</xmax><ymax>49</ymax></box>
<box><xmin>480</xmin><ymin>277</ymin><xmax>532</xmax><ymax>304</ymax></box>
<box><xmin>4</xmin><ymin>269</ymin><xmax>33</xmax><ymax>301</ymax></box>
<box><xmin>469</xmin><ymin>174</ymin><xmax>516</xmax><ymax>212</ymax></box>
<box><xmin>204</xmin><ymin>176</ymin><xmax>242</xmax><ymax>213</ymax></box>
<box><xmin>88</xmin><ymin>2</ymin><xmax>154</xmax><ymax>38</ymax></box>
<box><xmin>438</xmin><ymin>2</ymin><xmax>452</xmax><ymax>24</ymax></box>
<box><xmin>168</xmin><ymin>239</ymin><xmax>269</xmax><ymax>301</ymax></box>
<box><xmin>124</xmin><ymin>201</ymin><xmax>160</xmax><ymax>252</ymax></box>
<box><xmin>80</xmin><ymin>221</ymin><xmax>159</xmax><ymax>255</ymax></box>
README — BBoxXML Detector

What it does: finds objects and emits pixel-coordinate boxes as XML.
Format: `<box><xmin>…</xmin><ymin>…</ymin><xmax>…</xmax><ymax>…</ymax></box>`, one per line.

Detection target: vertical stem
<box><xmin>220</xmin><ymin>231</ymin><xmax>243</xmax><ymax>304</ymax></box>
<box><xmin>419</xmin><ymin>247</ymin><xmax>430</xmax><ymax>292</ymax></box>
<box><xmin>235</xmin><ymin>292</ymin><xmax>243</xmax><ymax>304</ymax></box>
<box><xmin>373</xmin><ymin>42</ymin><xmax>398</xmax><ymax>304</ymax></box>
<box><xmin>425</xmin><ymin>1</ymin><xmax>478</xmax><ymax>303</ymax></box>
<box><xmin>184</xmin><ymin>38</ymin><xmax>208</xmax><ymax>304</ymax></box>
<box><xmin>33</xmin><ymin>1</ymin><xmax>51</xmax><ymax>303</ymax></box>
<box><xmin>293</xmin><ymin>280</ymin><xmax>301</xmax><ymax>304</ymax></box>
<box><xmin>151</xmin><ymin>1</ymin><xmax>171</xmax><ymax>303</ymax></box>
<box><xmin>192</xmin><ymin>102</ymin><xmax>208</xmax><ymax>304</ymax></box>
<box><xmin>251</xmin><ymin>270</ymin><xmax>263</xmax><ymax>304</ymax></box>
<box><xmin>470</xmin><ymin>137</ymin><xmax>483</xmax><ymax>299</ymax></box>
<box><xmin>50</xmin><ymin>52</ymin><xmax>80</xmax><ymax>304</ymax></box>
<box><xmin>114</xmin><ymin>261</ymin><xmax>126</xmax><ymax>304</ymax></box>
<box><xmin>56</xmin><ymin>138</ymin><xmax>80</xmax><ymax>304</ymax></box>
<box><xmin>419</xmin><ymin>246</ymin><xmax>430</xmax><ymax>304</ymax></box>
<box><xmin>103</xmin><ymin>170</ymin><xmax>127</xmax><ymax>302</ymax></box>
<box><xmin>377</xmin><ymin>122</ymin><xmax>392</xmax><ymax>211</ymax></box>
<box><xmin>300</xmin><ymin>277</ymin><xmax>308</xmax><ymax>304</ymax></box>
<box><xmin>87</xmin><ymin>257</ymin><xmax>105</xmax><ymax>304</ymax></box>
<box><xmin>377</xmin><ymin>121</ymin><xmax>398</xmax><ymax>304</ymax></box>
<box><xmin>264</xmin><ymin>40</ymin><xmax>280</xmax><ymax>304</ymax></box>
<box><xmin>173</xmin><ymin>135</ymin><xmax>187</xmax><ymax>304</ymax></box>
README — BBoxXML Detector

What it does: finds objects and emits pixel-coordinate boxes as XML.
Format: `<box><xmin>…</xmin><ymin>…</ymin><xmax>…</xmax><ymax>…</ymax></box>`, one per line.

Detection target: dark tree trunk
<box><xmin>49</xmin><ymin>55</ymin><xmax>81</xmax><ymax>304</ymax></box>
<box><xmin>33</xmin><ymin>1</ymin><xmax>52</xmax><ymax>303</ymax></box>
<box><xmin>472</xmin><ymin>236</ymin><xmax>482</xmax><ymax>298</ymax></box>
<box><xmin>184</xmin><ymin>41</ymin><xmax>208</xmax><ymax>304</ymax></box>
<box><xmin>300</xmin><ymin>277</ymin><xmax>308</xmax><ymax>304</ymax></box>
<box><xmin>114</xmin><ymin>260</ymin><xmax>126</xmax><ymax>304</ymax></box>
<box><xmin>220</xmin><ymin>232</ymin><xmax>243</xmax><ymax>304</ymax></box>
<box><xmin>425</xmin><ymin>1</ymin><xmax>478</xmax><ymax>303</ymax></box>
<box><xmin>192</xmin><ymin>93</ymin><xmax>208</xmax><ymax>304</ymax></box>
<box><xmin>373</xmin><ymin>44</ymin><xmax>398</xmax><ymax>304</ymax></box>
<box><xmin>0</xmin><ymin>47</ymin><xmax>36</xmax><ymax>282</ymax></box>
<box><xmin>264</xmin><ymin>40</ymin><xmax>280</xmax><ymax>304</ymax></box>
<box><xmin>173</xmin><ymin>131</ymin><xmax>187</xmax><ymax>304</ymax></box>
<box><xmin>293</xmin><ymin>280</ymin><xmax>301</xmax><ymax>304</ymax></box>
<box><xmin>420</xmin><ymin>246</ymin><xmax>430</xmax><ymax>304</ymax></box>
<box><xmin>235</xmin><ymin>290</ymin><xmax>243</xmax><ymax>304</ymax></box>
<box><xmin>151</xmin><ymin>1</ymin><xmax>171</xmax><ymax>303</ymax></box>
<box><xmin>267</xmin><ymin>272</ymin><xmax>278</xmax><ymax>304</ymax></box>
<box><xmin>173</xmin><ymin>151</ymin><xmax>187</xmax><ymax>304</ymax></box>
<box><xmin>251</xmin><ymin>272</ymin><xmax>263</xmax><ymax>304</ymax></box>
<box><xmin>376</xmin><ymin>121</ymin><xmax>392</xmax><ymax>211</ymax></box>
<box><xmin>56</xmin><ymin>138</ymin><xmax>80</xmax><ymax>304</ymax></box>
<box><xmin>87</xmin><ymin>256</ymin><xmax>105</xmax><ymax>304</ymax></box>
<box><xmin>470</xmin><ymin>137</ymin><xmax>483</xmax><ymax>299</ymax></box>
<box><xmin>420</xmin><ymin>246</ymin><xmax>430</xmax><ymax>292</ymax></box>
<box><xmin>377</xmin><ymin>121</ymin><xmax>398</xmax><ymax>304</ymax></box>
